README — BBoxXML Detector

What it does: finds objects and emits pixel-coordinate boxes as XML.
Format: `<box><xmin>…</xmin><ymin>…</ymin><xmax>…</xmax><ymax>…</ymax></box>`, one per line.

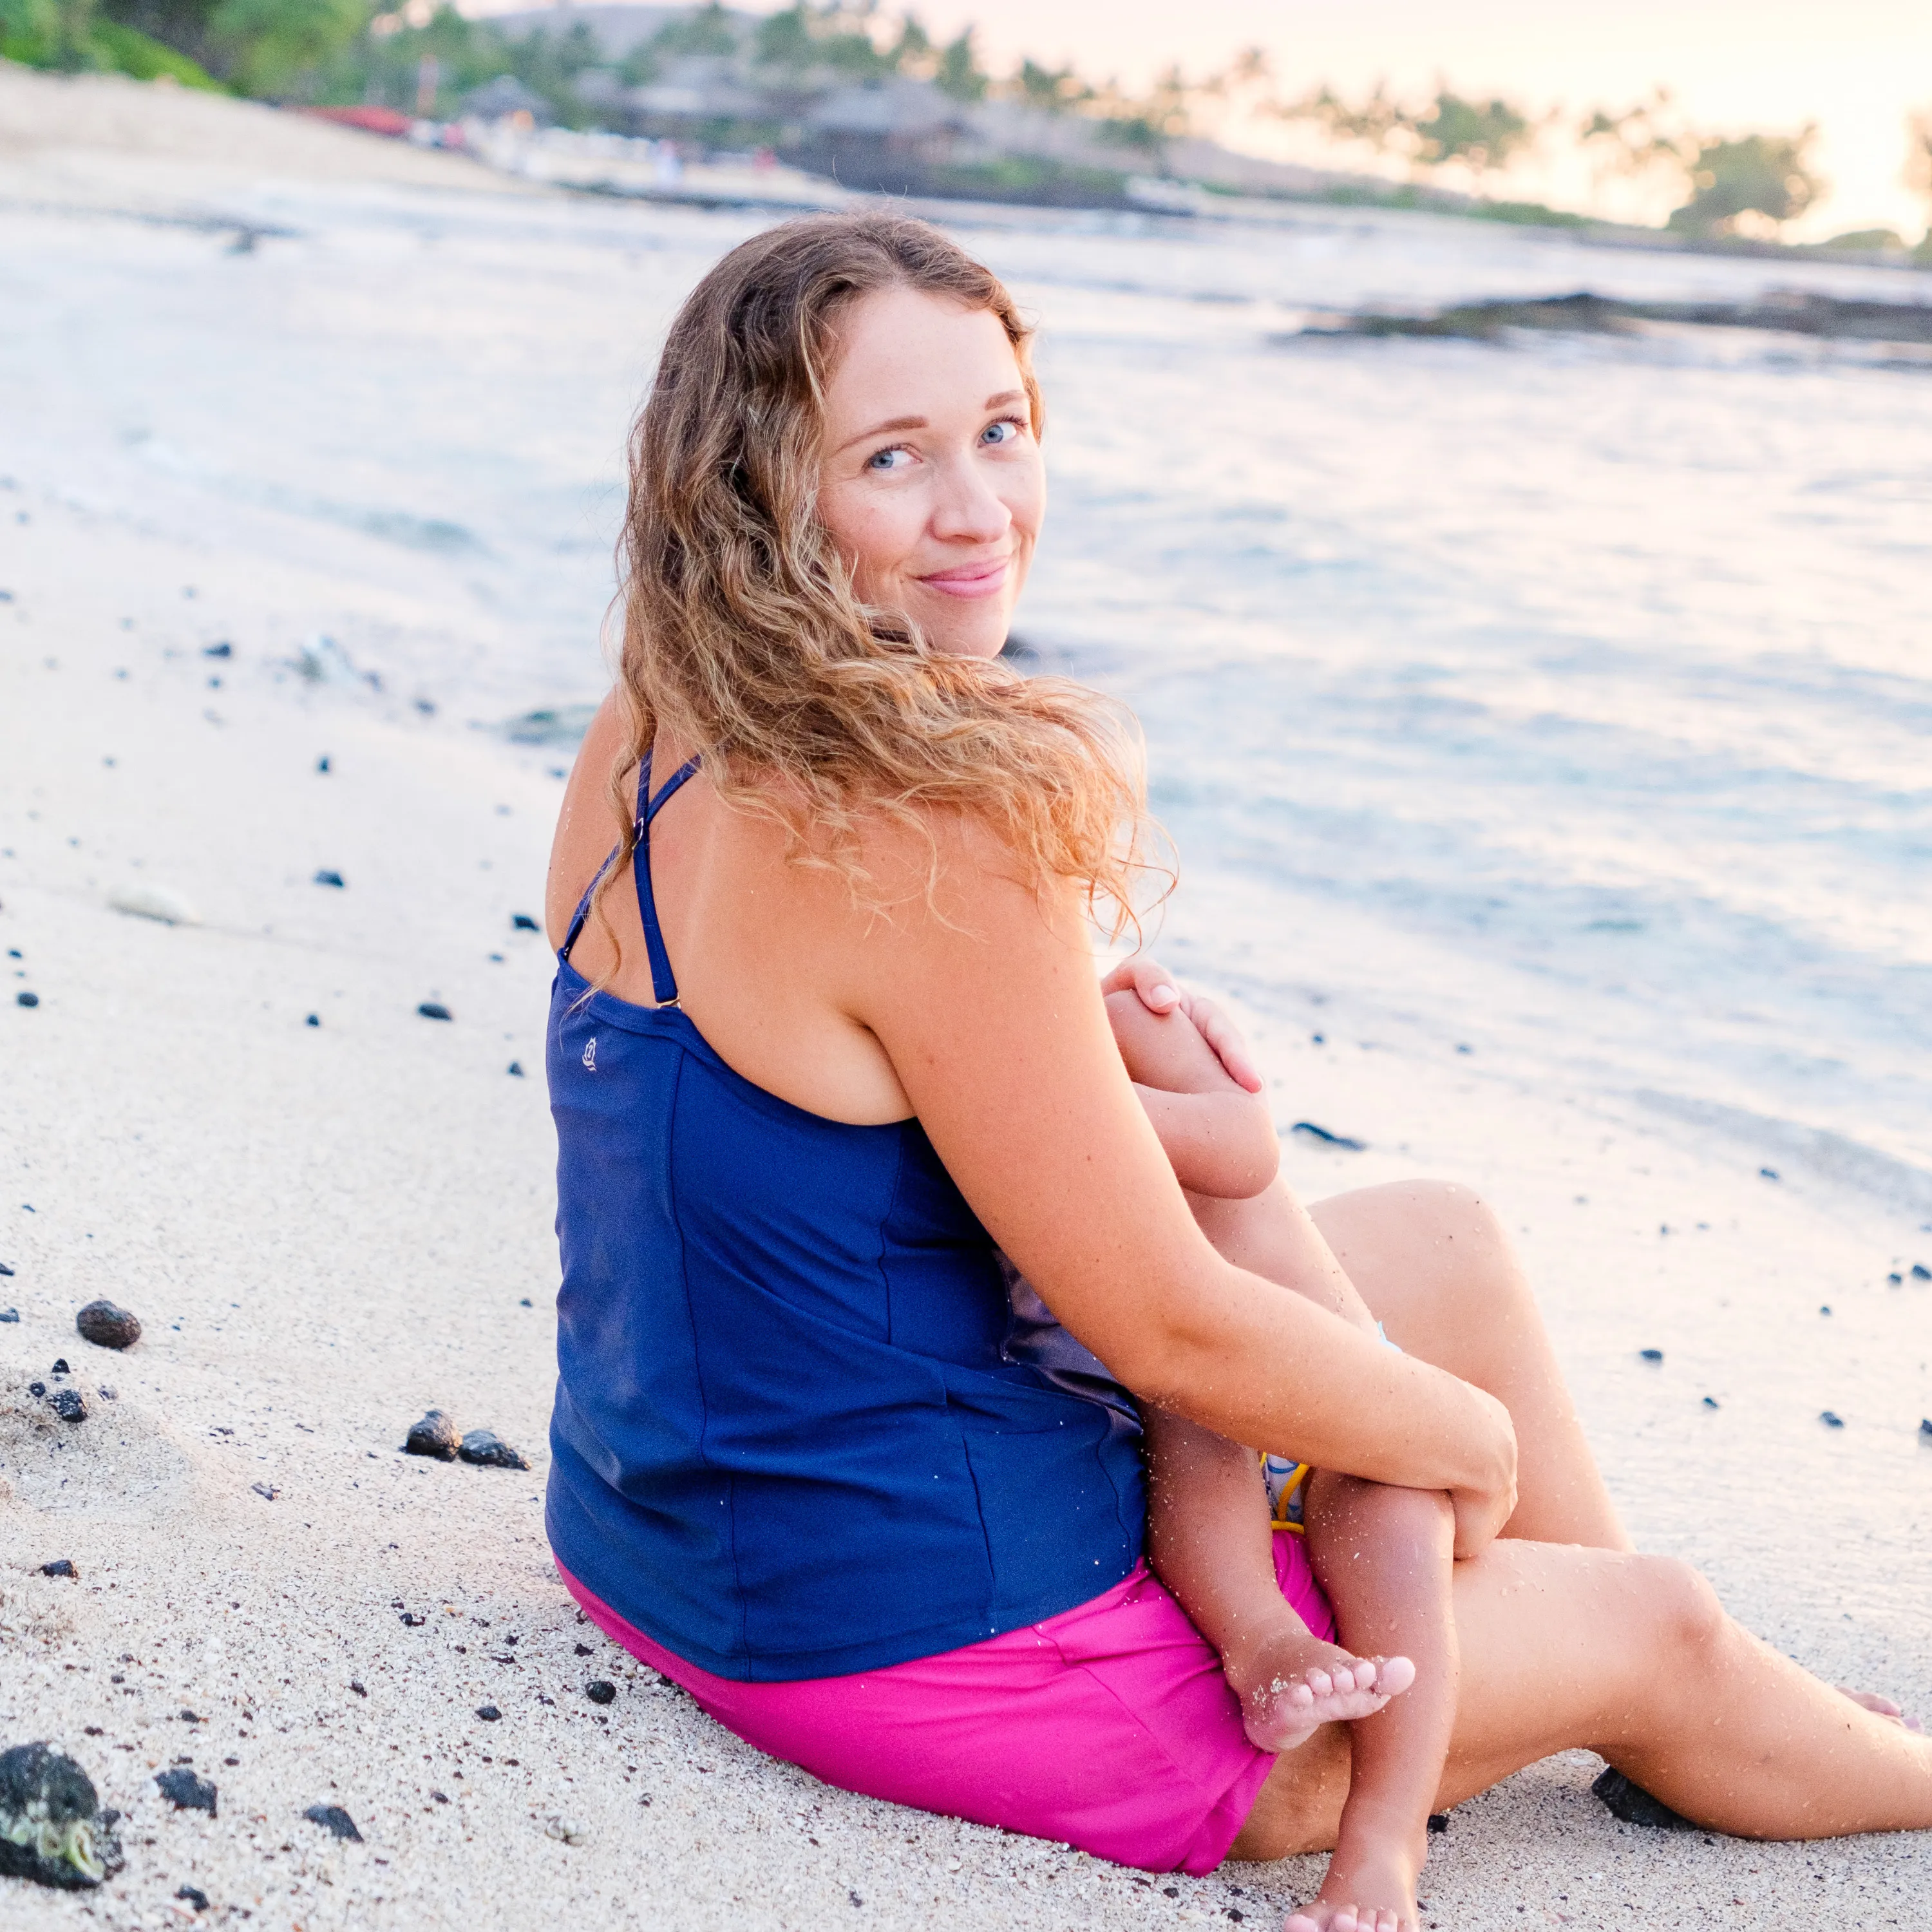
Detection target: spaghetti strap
<box><xmin>636</xmin><ymin>749</ymin><xmax>701</xmax><ymax>1007</ymax></box>
<box><xmin>557</xmin><ymin>750</ymin><xmax>700</xmax><ymax>976</ymax></box>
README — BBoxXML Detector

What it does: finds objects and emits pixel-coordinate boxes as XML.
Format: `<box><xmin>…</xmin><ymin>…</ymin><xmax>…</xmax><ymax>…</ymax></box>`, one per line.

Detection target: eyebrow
<box><xmin>834</xmin><ymin>391</ymin><xmax>1029</xmax><ymax>456</ymax></box>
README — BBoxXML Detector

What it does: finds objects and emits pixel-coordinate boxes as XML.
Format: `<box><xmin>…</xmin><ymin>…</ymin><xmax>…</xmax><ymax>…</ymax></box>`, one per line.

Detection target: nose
<box><xmin>929</xmin><ymin>450</ymin><xmax>1012</xmax><ymax>545</ymax></box>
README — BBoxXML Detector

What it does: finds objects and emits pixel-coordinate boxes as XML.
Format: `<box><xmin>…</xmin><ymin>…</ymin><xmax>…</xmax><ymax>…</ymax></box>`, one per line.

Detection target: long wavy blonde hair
<box><xmin>596</xmin><ymin>211</ymin><xmax>1168</xmax><ymax>959</ymax></box>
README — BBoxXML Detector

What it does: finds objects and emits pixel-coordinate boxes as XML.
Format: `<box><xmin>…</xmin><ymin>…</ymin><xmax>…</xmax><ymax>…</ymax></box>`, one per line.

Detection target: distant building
<box><xmin>793</xmin><ymin>79</ymin><xmax>969</xmax><ymax>192</ymax></box>
<box><xmin>464</xmin><ymin>74</ymin><xmax>554</xmax><ymax>124</ymax></box>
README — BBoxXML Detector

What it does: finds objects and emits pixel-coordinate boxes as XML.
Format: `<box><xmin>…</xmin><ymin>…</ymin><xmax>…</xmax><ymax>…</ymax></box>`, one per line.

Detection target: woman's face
<box><xmin>815</xmin><ymin>285</ymin><xmax>1045</xmax><ymax>661</ymax></box>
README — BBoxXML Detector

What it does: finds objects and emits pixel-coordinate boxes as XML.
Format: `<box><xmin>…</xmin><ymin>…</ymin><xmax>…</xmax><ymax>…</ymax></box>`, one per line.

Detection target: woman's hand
<box><xmin>1449</xmin><ymin>1383</ymin><xmax>1520</xmax><ymax>1559</ymax></box>
<box><xmin>1100</xmin><ymin>956</ymin><xmax>1264</xmax><ymax>1095</ymax></box>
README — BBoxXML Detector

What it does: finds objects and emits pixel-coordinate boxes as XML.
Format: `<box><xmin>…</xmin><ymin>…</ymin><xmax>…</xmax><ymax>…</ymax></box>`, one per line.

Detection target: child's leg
<box><xmin>1144</xmin><ymin>1406</ymin><xmax>1416</xmax><ymax>1753</ymax></box>
<box><xmin>1292</xmin><ymin>1472</ymin><xmax>1458</xmax><ymax>1932</ymax></box>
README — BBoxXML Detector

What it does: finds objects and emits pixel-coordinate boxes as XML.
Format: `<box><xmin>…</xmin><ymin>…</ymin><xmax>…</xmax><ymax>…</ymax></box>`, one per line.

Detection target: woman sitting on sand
<box><xmin>542</xmin><ymin>212</ymin><xmax>1932</xmax><ymax>1932</ymax></box>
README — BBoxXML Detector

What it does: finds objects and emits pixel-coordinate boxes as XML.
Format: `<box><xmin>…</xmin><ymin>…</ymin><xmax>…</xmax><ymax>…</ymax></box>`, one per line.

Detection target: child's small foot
<box><xmin>1283</xmin><ymin>1839</ymin><xmax>1421</xmax><ymax>1932</ymax></box>
<box><xmin>1225</xmin><ymin>1622</ymin><xmax>1416</xmax><ymax>1754</ymax></box>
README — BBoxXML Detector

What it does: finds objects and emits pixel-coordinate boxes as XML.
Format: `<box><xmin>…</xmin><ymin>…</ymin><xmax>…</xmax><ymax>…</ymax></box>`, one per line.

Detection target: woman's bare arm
<box><xmin>843</xmin><ymin>823</ymin><xmax>1517</xmax><ymax>1555</ymax></box>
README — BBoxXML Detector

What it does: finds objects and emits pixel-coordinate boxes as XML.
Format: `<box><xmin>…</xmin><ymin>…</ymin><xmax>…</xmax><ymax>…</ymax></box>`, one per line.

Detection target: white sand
<box><xmin>4</xmin><ymin>62</ymin><xmax>1931</xmax><ymax>1932</ymax></box>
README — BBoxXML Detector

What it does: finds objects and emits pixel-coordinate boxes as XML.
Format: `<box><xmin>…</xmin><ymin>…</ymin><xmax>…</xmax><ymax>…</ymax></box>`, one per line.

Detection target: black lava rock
<box><xmin>0</xmin><ymin>1743</ymin><xmax>125</xmax><ymax>1888</ymax></box>
<box><xmin>403</xmin><ymin>1410</ymin><xmax>461</xmax><ymax>1460</ymax></box>
<box><xmin>28</xmin><ymin>1381</ymin><xmax>44</xmax><ymax>1397</ymax></box>
<box><xmin>1290</xmin><ymin>1121</ymin><xmax>1367</xmax><ymax>1151</ymax></box>
<box><xmin>459</xmin><ymin>1429</ymin><xmax>529</xmax><ymax>1470</ymax></box>
<box><xmin>305</xmin><ymin>1014</ymin><xmax>320</xmax><ymax>1027</ymax></box>
<box><xmin>48</xmin><ymin>1388</ymin><xmax>88</xmax><ymax>1425</ymax></box>
<box><xmin>40</xmin><ymin>1559</ymin><xmax>76</xmax><ymax>1578</ymax></box>
<box><xmin>1920</xmin><ymin>1419</ymin><xmax>1932</xmax><ymax>1439</ymax></box>
<box><xmin>475</xmin><ymin>1705</ymin><xmax>502</xmax><ymax>1722</ymax></box>
<box><xmin>1426</xmin><ymin>1812</ymin><xmax>1449</xmax><ymax>1834</ymax></box>
<box><xmin>1914</xmin><ymin>1264</ymin><xmax>1931</xmax><ymax>1282</ymax></box>
<box><xmin>202</xmin><ymin>642</ymin><xmax>232</xmax><ymax>658</ymax></box>
<box><xmin>176</xmin><ymin>1884</ymin><xmax>211</xmax><ymax>1911</ymax></box>
<box><xmin>417</xmin><ymin>1001</ymin><xmax>453</xmax><ymax>1021</ymax></box>
<box><xmin>1702</xmin><ymin>1396</ymin><xmax>1720</xmax><ymax>1410</ymax></box>
<box><xmin>573</xmin><ymin>1643</ymin><xmax>593</xmax><ymax>1657</ymax></box>
<box><xmin>1759</xmin><ymin>1166</ymin><xmax>1779</xmax><ymax>1181</ymax></box>
<box><xmin>0</xmin><ymin>1259</ymin><xmax>13</xmax><ymax>1273</ymax></box>
<box><xmin>50</xmin><ymin>1358</ymin><xmax>68</xmax><ymax>1374</ymax></box>
<box><xmin>507</xmin><ymin>1061</ymin><xmax>524</xmax><ymax>1077</ymax></box>
<box><xmin>17</xmin><ymin>990</ymin><xmax>39</xmax><ymax>1007</ymax></box>
<box><xmin>76</xmin><ymin>1300</ymin><xmax>142</xmax><ymax>1350</ymax></box>
<box><xmin>302</xmin><ymin>1803</ymin><xmax>362</xmax><ymax>1841</ymax></box>
<box><xmin>1638</xmin><ymin>1348</ymin><xmax>1663</xmax><ymax>1363</ymax></box>
<box><xmin>155</xmin><ymin>1767</ymin><xmax>218</xmax><ymax>1817</ymax></box>
<box><xmin>314</xmin><ymin>869</ymin><xmax>345</xmax><ymax>889</ymax></box>
<box><xmin>585</xmin><ymin>1680</ymin><xmax>616</xmax><ymax>1705</ymax></box>
<box><xmin>511</xmin><ymin>913</ymin><xmax>540</xmax><ymax>932</ymax></box>
<box><xmin>399</xmin><ymin>1611</ymin><xmax>426</xmax><ymax>1626</ymax></box>
<box><xmin>1821</xmin><ymin>1410</ymin><xmax>1845</xmax><ymax>1428</ymax></box>
<box><xmin>1592</xmin><ymin>1765</ymin><xmax>1692</xmax><ymax>1830</ymax></box>
<box><xmin>0</xmin><ymin>1309</ymin><xmax>15</xmax><ymax>1323</ymax></box>
<box><xmin>317</xmin><ymin>755</ymin><xmax>330</xmax><ymax>773</ymax></box>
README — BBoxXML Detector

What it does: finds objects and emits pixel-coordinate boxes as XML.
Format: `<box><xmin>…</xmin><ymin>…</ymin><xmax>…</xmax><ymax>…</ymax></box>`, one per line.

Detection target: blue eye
<box><xmin>867</xmin><ymin>446</ymin><xmax>912</xmax><ymax>472</ymax></box>
<box><xmin>981</xmin><ymin>419</ymin><xmax>1022</xmax><ymax>446</ymax></box>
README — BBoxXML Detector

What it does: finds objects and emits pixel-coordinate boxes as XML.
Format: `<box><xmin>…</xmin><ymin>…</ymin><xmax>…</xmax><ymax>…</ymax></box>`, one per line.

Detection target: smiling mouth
<box><xmin>918</xmin><ymin>558</ymin><xmax>1010</xmax><ymax>600</ymax></box>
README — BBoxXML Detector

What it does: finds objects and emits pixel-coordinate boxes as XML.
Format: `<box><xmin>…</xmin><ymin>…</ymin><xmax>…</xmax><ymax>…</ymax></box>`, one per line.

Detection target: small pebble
<box><xmin>0</xmin><ymin>1308</ymin><xmax>17</xmax><ymax>1323</ymax></box>
<box><xmin>350</xmin><ymin>1680</ymin><xmax>367</xmax><ymax>1697</ymax></box>
<box><xmin>1820</xmin><ymin>1305</ymin><xmax>1832</xmax><ymax>1316</ymax></box>
<box><xmin>76</xmin><ymin>1299</ymin><xmax>142</xmax><ymax>1350</ymax></box>
<box><xmin>1759</xmin><ymin>1166</ymin><xmax>1779</xmax><ymax>1181</ymax></box>
<box><xmin>314</xmin><ymin>869</ymin><xmax>345</xmax><ymax>888</ymax></box>
<box><xmin>585</xmin><ymin>1680</ymin><xmax>616</xmax><ymax>1705</ymax></box>
<box><xmin>302</xmin><ymin>1803</ymin><xmax>362</xmax><ymax>1841</ymax></box>
<box><xmin>40</xmin><ymin>1558</ymin><xmax>77</xmax><ymax>1578</ymax></box>
<box><xmin>1913</xmin><ymin>1264</ymin><xmax>1931</xmax><ymax>1282</ymax></box>
<box><xmin>519</xmin><ymin>1296</ymin><xmax>533</xmax><ymax>1307</ymax></box>
<box><xmin>1890</xmin><ymin>1273</ymin><xmax>1905</xmax><ymax>1286</ymax></box>
<box><xmin>51</xmin><ymin>1357</ymin><xmax>68</xmax><ymax>1374</ymax></box>
<box><xmin>176</xmin><ymin>1884</ymin><xmax>211</xmax><ymax>1911</ymax></box>
<box><xmin>155</xmin><ymin>1768</ymin><xmax>217</xmax><ymax>1816</ymax></box>
<box><xmin>17</xmin><ymin>990</ymin><xmax>39</xmax><ymax>1008</ymax></box>
<box><xmin>511</xmin><ymin>913</ymin><xmax>540</xmax><ymax>932</ymax></box>
<box><xmin>1702</xmin><ymin>1396</ymin><xmax>1720</xmax><ymax>1410</ymax></box>
<box><xmin>317</xmin><ymin>755</ymin><xmax>331</xmax><ymax>773</ymax></box>
<box><xmin>29</xmin><ymin>1379</ymin><xmax>46</xmax><ymax>1396</ymax></box>
<box><xmin>1639</xmin><ymin>1348</ymin><xmax>1663</xmax><ymax>1363</ymax></box>
<box><xmin>418</xmin><ymin>1001</ymin><xmax>453</xmax><ymax>1021</ymax></box>
<box><xmin>0</xmin><ymin>1258</ymin><xmax>13</xmax><ymax>1273</ymax></box>
<box><xmin>48</xmin><ymin>1388</ymin><xmax>88</xmax><ymax>1424</ymax></box>
<box><xmin>545</xmin><ymin>1815</ymin><xmax>587</xmax><ymax>1844</ymax></box>
<box><xmin>507</xmin><ymin>1061</ymin><xmax>524</xmax><ymax>1077</ymax></box>
<box><xmin>403</xmin><ymin>1409</ymin><xmax>461</xmax><ymax>1459</ymax></box>
<box><xmin>202</xmin><ymin>641</ymin><xmax>231</xmax><ymax>659</ymax></box>
<box><xmin>251</xmin><ymin>1481</ymin><xmax>279</xmax><ymax>1501</ymax></box>
<box><xmin>475</xmin><ymin>1705</ymin><xmax>502</xmax><ymax>1722</ymax></box>
<box><xmin>459</xmin><ymin>1428</ymin><xmax>529</xmax><ymax>1470</ymax></box>
<box><xmin>1919</xmin><ymin>1419</ymin><xmax>1932</xmax><ymax>1439</ymax></box>
<box><xmin>305</xmin><ymin>1014</ymin><xmax>320</xmax><ymax>1027</ymax></box>
<box><xmin>574</xmin><ymin>1643</ymin><xmax>593</xmax><ymax>1657</ymax></box>
<box><xmin>0</xmin><ymin>1742</ymin><xmax>123</xmax><ymax>1888</ymax></box>
<box><xmin>1426</xmin><ymin>1812</ymin><xmax>1449</xmax><ymax>1834</ymax></box>
<box><xmin>108</xmin><ymin>882</ymin><xmax>198</xmax><ymax>925</ymax></box>
<box><xmin>1820</xmin><ymin>1410</ymin><xmax>1845</xmax><ymax>1428</ymax></box>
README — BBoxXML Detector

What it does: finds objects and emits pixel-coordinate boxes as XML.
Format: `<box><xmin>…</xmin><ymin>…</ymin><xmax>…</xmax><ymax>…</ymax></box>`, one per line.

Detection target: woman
<box><xmin>542</xmin><ymin>212</ymin><xmax>1932</xmax><ymax>1917</ymax></box>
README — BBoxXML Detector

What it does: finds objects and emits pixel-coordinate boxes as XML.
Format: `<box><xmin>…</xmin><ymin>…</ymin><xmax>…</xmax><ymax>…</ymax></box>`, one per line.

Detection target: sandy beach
<box><xmin>4</xmin><ymin>64</ymin><xmax>1931</xmax><ymax>1932</ymax></box>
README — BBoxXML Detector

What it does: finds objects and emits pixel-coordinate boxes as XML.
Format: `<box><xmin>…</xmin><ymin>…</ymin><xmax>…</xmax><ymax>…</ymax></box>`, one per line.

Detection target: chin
<box><xmin>920</xmin><ymin>605</ymin><xmax>1013</xmax><ymax>662</ymax></box>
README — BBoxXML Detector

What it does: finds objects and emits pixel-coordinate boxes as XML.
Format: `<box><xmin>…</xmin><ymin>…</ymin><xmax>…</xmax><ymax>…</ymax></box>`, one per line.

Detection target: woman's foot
<box><xmin>1283</xmin><ymin>1835</ymin><xmax>1423</xmax><ymax>1932</ymax></box>
<box><xmin>1222</xmin><ymin>1617</ymin><xmax>1417</xmax><ymax>1753</ymax></box>
<box><xmin>1838</xmin><ymin>1685</ymin><xmax>1924</xmax><ymax>1732</ymax></box>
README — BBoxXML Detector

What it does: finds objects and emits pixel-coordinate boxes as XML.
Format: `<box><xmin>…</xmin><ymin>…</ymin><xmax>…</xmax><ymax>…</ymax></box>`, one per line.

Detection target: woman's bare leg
<box><xmin>1306</xmin><ymin>1180</ymin><xmax>1629</xmax><ymax>1551</ymax></box>
<box><xmin>1230</xmin><ymin>1539</ymin><xmax>1932</xmax><ymax>1862</ymax></box>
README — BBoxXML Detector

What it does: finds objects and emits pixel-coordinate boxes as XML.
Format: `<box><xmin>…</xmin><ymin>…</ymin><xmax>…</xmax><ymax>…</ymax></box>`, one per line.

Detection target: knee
<box><xmin>1633</xmin><ymin>1555</ymin><xmax>1728</xmax><ymax>1662</ymax></box>
<box><xmin>1403</xmin><ymin>1179</ymin><xmax>1524</xmax><ymax>1303</ymax></box>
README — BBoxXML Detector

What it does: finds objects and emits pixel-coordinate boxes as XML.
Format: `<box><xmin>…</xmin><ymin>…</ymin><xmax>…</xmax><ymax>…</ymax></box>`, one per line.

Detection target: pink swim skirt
<box><xmin>559</xmin><ymin>1530</ymin><xmax>1333</xmax><ymax>1875</ymax></box>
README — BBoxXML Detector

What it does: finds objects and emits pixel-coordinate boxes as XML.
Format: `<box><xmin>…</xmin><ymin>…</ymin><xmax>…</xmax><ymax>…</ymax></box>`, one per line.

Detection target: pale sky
<box><xmin>493</xmin><ymin>1</ymin><xmax>1932</xmax><ymax>236</ymax></box>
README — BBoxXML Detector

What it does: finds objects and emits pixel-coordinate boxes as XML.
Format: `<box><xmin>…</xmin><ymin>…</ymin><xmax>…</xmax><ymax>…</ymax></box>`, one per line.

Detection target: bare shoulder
<box><xmin>544</xmin><ymin>690</ymin><xmax>636</xmax><ymax>949</ymax></box>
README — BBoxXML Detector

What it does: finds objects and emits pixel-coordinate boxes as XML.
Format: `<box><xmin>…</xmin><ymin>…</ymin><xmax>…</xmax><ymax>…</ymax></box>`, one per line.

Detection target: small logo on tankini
<box><xmin>582</xmin><ymin>1037</ymin><xmax>597</xmax><ymax>1072</ymax></box>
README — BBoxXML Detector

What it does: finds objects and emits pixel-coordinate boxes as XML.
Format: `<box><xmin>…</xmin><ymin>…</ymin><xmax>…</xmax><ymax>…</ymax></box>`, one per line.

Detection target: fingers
<box><xmin>1175</xmin><ymin>989</ymin><xmax>1264</xmax><ymax>1094</ymax></box>
<box><xmin>1099</xmin><ymin>954</ymin><xmax>1180</xmax><ymax>1014</ymax></box>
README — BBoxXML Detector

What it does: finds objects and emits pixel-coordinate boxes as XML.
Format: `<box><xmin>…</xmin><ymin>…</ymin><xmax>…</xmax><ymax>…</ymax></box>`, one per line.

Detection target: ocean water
<box><xmin>11</xmin><ymin>182</ymin><xmax>1931</xmax><ymax>1190</ymax></box>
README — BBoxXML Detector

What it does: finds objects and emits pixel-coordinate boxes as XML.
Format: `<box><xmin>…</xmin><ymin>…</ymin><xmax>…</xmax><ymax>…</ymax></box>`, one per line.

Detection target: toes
<box><xmin>1374</xmin><ymin>1654</ymin><xmax>1417</xmax><ymax>1698</ymax></box>
<box><xmin>1304</xmin><ymin>1669</ymin><xmax>1334</xmax><ymax>1700</ymax></box>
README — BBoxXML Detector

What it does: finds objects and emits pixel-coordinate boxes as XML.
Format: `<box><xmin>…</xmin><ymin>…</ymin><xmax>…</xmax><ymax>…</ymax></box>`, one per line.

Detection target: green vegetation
<box><xmin>1</xmin><ymin>0</ymin><xmax>218</xmax><ymax>83</ymax></box>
